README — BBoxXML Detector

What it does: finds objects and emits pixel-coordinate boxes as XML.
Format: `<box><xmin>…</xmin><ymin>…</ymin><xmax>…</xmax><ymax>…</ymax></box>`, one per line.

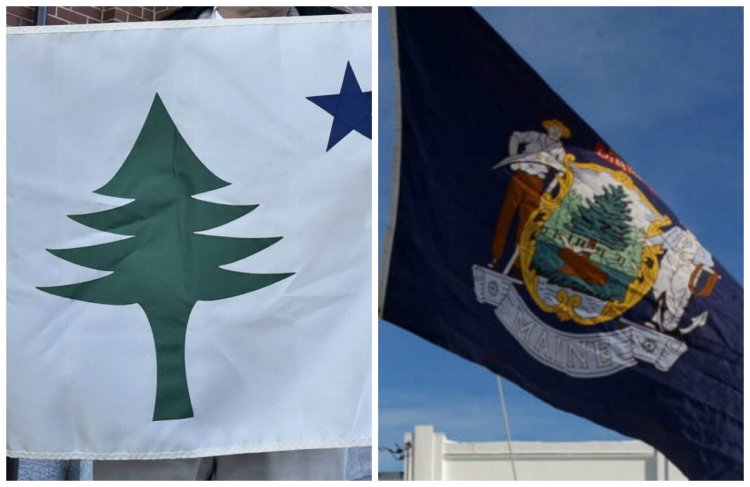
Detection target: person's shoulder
<box><xmin>161</xmin><ymin>6</ymin><xmax>346</xmax><ymax>20</ymax></box>
<box><xmin>295</xmin><ymin>7</ymin><xmax>345</xmax><ymax>16</ymax></box>
<box><xmin>161</xmin><ymin>7</ymin><xmax>212</xmax><ymax>20</ymax></box>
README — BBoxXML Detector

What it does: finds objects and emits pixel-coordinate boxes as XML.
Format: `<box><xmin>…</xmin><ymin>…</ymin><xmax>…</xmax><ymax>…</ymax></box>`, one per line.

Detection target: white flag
<box><xmin>7</xmin><ymin>15</ymin><xmax>371</xmax><ymax>459</ymax></box>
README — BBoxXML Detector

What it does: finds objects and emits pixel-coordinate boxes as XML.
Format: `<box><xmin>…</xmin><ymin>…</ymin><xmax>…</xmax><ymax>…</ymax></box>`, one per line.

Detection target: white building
<box><xmin>404</xmin><ymin>425</ymin><xmax>686</xmax><ymax>481</ymax></box>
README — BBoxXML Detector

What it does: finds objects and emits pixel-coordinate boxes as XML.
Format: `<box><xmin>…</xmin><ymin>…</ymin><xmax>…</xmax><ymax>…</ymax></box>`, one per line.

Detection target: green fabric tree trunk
<box><xmin>143</xmin><ymin>302</ymin><xmax>194</xmax><ymax>421</ymax></box>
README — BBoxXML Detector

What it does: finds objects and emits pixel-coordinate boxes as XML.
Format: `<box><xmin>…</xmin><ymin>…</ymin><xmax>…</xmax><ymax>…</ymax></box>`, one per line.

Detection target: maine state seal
<box><xmin>474</xmin><ymin>120</ymin><xmax>719</xmax><ymax>378</ymax></box>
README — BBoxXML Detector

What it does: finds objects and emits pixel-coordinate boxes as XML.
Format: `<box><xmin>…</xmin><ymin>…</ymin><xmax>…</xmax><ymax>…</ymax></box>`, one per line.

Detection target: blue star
<box><xmin>307</xmin><ymin>62</ymin><xmax>372</xmax><ymax>151</ymax></box>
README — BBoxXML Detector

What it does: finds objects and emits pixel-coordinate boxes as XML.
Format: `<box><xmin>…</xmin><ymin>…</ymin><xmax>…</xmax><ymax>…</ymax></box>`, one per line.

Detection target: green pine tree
<box><xmin>566</xmin><ymin>184</ymin><xmax>632</xmax><ymax>251</ymax></box>
<box><xmin>39</xmin><ymin>94</ymin><xmax>294</xmax><ymax>421</ymax></box>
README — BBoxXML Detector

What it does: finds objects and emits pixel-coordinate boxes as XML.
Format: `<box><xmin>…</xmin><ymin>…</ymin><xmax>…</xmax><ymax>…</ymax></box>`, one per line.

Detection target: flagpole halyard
<box><xmin>496</xmin><ymin>375</ymin><xmax>518</xmax><ymax>480</ymax></box>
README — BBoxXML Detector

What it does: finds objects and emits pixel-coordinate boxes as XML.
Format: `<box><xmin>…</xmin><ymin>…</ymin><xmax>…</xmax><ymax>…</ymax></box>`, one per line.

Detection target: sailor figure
<box><xmin>647</xmin><ymin>226</ymin><xmax>719</xmax><ymax>335</ymax></box>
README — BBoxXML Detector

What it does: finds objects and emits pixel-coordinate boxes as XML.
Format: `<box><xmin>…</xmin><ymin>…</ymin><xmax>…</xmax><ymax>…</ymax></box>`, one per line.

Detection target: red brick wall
<box><xmin>6</xmin><ymin>7</ymin><xmax>174</xmax><ymax>27</ymax></box>
<box><xmin>6</xmin><ymin>6</ymin><xmax>36</xmax><ymax>26</ymax></box>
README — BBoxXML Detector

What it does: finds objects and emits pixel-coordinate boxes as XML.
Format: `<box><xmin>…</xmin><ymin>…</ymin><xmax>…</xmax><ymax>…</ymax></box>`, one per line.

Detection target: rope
<box><xmin>496</xmin><ymin>375</ymin><xmax>518</xmax><ymax>480</ymax></box>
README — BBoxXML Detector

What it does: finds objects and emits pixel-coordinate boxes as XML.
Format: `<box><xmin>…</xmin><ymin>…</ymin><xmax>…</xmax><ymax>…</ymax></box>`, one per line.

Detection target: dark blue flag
<box><xmin>380</xmin><ymin>7</ymin><xmax>742</xmax><ymax>480</ymax></box>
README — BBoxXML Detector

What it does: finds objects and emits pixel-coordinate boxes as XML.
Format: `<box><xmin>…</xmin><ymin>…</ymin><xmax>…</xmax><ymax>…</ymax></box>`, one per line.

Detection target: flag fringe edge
<box><xmin>377</xmin><ymin>7</ymin><xmax>403</xmax><ymax>318</ymax></box>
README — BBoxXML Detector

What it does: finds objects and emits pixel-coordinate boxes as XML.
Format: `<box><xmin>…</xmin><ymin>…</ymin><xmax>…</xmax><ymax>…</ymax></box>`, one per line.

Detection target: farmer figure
<box><xmin>489</xmin><ymin>119</ymin><xmax>571</xmax><ymax>271</ymax></box>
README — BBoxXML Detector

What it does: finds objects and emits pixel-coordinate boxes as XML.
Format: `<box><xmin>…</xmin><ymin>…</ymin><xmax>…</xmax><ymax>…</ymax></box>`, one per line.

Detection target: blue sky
<box><xmin>378</xmin><ymin>7</ymin><xmax>742</xmax><ymax>472</ymax></box>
